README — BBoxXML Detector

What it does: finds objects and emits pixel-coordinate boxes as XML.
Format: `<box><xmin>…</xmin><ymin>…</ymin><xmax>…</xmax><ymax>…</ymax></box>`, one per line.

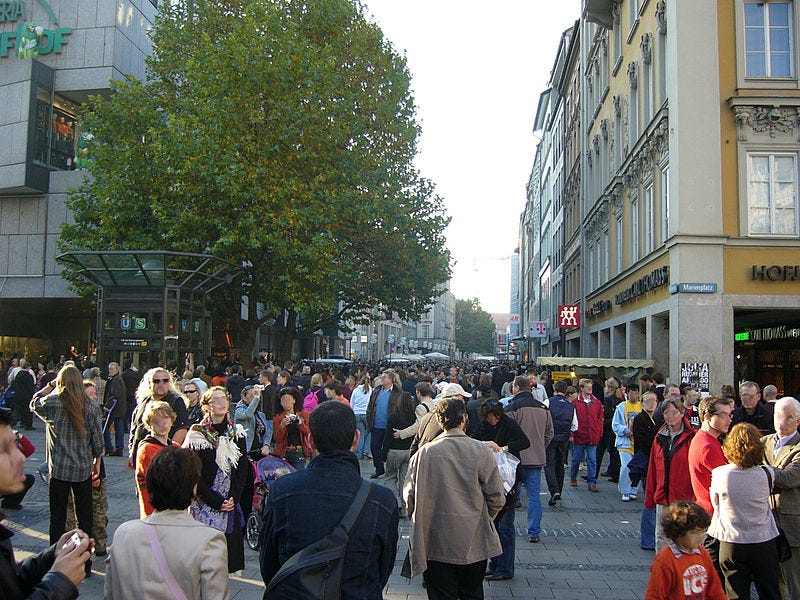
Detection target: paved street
<box><xmin>5</xmin><ymin>427</ymin><xmax>652</xmax><ymax>599</ymax></box>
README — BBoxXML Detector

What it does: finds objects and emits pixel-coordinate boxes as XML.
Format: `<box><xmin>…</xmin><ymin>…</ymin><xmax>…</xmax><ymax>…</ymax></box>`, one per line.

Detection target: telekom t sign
<box><xmin>558</xmin><ymin>305</ymin><xmax>580</xmax><ymax>328</ymax></box>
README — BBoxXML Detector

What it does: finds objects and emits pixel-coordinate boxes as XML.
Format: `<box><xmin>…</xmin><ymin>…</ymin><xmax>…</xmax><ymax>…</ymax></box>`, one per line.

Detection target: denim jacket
<box><xmin>259</xmin><ymin>451</ymin><xmax>399</xmax><ymax>599</ymax></box>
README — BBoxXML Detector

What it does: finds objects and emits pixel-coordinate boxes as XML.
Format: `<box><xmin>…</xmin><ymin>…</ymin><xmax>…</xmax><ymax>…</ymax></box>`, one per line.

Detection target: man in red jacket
<box><xmin>569</xmin><ymin>379</ymin><xmax>604</xmax><ymax>492</ymax></box>
<box><xmin>645</xmin><ymin>398</ymin><xmax>696</xmax><ymax>553</ymax></box>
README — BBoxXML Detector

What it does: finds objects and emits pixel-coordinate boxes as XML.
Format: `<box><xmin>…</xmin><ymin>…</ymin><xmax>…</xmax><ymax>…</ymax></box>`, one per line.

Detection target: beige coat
<box><xmin>764</xmin><ymin>431</ymin><xmax>800</xmax><ymax>545</ymax></box>
<box><xmin>403</xmin><ymin>428</ymin><xmax>504</xmax><ymax>577</ymax></box>
<box><xmin>104</xmin><ymin>509</ymin><xmax>230</xmax><ymax>599</ymax></box>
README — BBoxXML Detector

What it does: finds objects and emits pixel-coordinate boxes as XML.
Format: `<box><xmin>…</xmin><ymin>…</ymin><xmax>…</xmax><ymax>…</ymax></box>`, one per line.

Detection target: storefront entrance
<box><xmin>734</xmin><ymin>309</ymin><xmax>800</xmax><ymax>396</ymax></box>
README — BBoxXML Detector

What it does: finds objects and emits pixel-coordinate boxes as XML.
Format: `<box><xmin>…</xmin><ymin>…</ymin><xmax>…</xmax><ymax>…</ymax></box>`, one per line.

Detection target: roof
<box><xmin>536</xmin><ymin>357</ymin><xmax>655</xmax><ymax>369</ymax></box>
<box><xmin>56</xmin><ymin>250</ymin><xmax>241</xmax><ymax>294</ymax></box>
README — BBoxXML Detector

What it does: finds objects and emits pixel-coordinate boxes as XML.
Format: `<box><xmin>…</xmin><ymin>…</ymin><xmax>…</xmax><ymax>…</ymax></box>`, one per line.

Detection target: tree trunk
<box><xmin>281</xmin><ymin>308</ymin><xmax>298</xmax><ymax>362</ymax></box>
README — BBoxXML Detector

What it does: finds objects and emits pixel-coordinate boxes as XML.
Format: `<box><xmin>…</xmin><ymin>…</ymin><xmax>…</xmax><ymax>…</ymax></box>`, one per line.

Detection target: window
<box><xmin>660</xmin><ymin>165</ymin><xmax>670</xmax><ymax>242</ymax></box>
<box><xmin>644</xmin><ymin>183</ymin><xmax>655</xmax><ymax>253</ymax></box>
<box><xmin>744</xmin><ymin>1</ymin><xmax>793</xmax><ymax>78</ymax></box>
<box><xmin>602</xmin><ymin>228</ymin><xmax>610</xmax><ymax>282</ymax></box>
<box><xmin>588</xmin><ymin>245</ymin><xmax>595</xmax><ymax>290</ymax></box>
<box><xmin>32</xmin><ymin>90</ymin><xmax>82</xmax><ymax>171</ymax></box>
<box><xmin>616</xmin><ymin>214</ymin><xmax>623</xmax><ymax>273</ymax></box>
<box><xmin>747</xmin><ymin>153</ymin><xmax>798</xmax><ymax>235</ymax></box>
<box><xmin>631</xmin><ymin>196</ymin><xmax>640</xmax><ymax>263</ymax></box>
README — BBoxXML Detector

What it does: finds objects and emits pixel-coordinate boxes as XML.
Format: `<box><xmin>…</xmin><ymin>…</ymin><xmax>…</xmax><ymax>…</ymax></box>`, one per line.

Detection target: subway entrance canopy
<box><xmin>56</xmin><ymin>250</ymin><xmax>241</xmax><ymax>369</ymax></box>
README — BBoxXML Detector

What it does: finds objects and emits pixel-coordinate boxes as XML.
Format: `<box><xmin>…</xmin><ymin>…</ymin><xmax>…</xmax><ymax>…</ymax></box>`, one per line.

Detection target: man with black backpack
<box><xmin>259</xmin><ymin>400</ymin><xmax>399</xmax><ymax>599</ymax></box>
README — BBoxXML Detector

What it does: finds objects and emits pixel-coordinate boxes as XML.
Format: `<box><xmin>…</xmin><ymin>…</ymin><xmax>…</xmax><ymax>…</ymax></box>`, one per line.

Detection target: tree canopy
<box><xmin>455</xmin><ymin>298</ymin><xmax>495</xmax><ymax>356</ymax></box>
<box><xmin>60</xmin><ymin>0</ymin><xmax>451</xmax><ymax>360</ymax></box>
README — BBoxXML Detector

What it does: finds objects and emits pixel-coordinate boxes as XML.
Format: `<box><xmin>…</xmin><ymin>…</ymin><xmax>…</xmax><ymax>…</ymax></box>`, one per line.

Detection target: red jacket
<box><xmin>571</xmin><ymin>395</ymin><xmax>604</xmax><ymax>445</ymax></box>
<box><xmin>645</xmin><ymin>417</ymin><xmax>696</xmax><ymax>509</ymax></box>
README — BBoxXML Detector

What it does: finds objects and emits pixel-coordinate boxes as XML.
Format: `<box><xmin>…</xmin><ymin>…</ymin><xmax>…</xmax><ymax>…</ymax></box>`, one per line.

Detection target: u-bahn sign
<box><xmin>0</xmin><ymin>1</ymin><xmax>72</xmax><ymax>59</ymax></box>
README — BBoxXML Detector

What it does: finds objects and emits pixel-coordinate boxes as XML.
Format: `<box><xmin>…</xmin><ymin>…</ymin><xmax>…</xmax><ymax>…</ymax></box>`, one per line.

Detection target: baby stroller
<box><xmin>245</xmin><ymin>455</ymin><xmax>296</xmax><ymax>550</ymax></box>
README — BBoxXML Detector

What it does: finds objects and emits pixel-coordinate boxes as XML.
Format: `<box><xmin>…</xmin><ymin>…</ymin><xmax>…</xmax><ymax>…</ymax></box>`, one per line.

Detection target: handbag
<box><xmin>761</xmin><ymin>466</ymin><xmax>793</xmax><ymax>563</ymax></box>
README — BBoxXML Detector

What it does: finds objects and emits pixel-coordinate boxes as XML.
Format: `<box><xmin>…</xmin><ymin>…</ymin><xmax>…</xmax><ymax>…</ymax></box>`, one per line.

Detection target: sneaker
<box><xmin>528</xmin><ymin>535</ymin><xmax>540</xmax><ymax>543</ymax></box>
<box><xmin>629</xmin><ymin>493</ymin><xmax>638</xmax><ymax>500</ymax></box>
<box><xmin>553</xmin><ymin>492</ymin><xmax>561</xmax><ymax>502</ymax></box>
<box><xmin>621</xmin><ymin>494</ymin><xmax>630</xmax><ymax>502</ymax></box>
<box><xmin>548</xmin><ymin>495</ymin><xmax>556</xmax><ymax>507</ymax></box>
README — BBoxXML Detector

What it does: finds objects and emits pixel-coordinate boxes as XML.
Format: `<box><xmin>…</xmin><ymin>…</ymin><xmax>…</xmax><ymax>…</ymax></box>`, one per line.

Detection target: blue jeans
<box><xmin>489</xmin><ymin>508</ymin><xmax>516</xmax><ymax>577</ymax></box>
<box><xmin>618</xmin><ymin>451</ymin><xmax>640</xmax><ymax>496</ymax></box>
<box><xmin>104</xmin><ymin>416</ymin><xmax>126</xmax><ymax>454</ymax></box>
<box><xmin>640</xmin><ymin>477</ymin><xmax>656</xmax><ymax>549</ymax></box>
<box><xmin>522</xmin><ymin>466</ymin><xmax>543</xmax><ymax>538</ymax></box>
<box><xmin>355</xmin><ymin>415</ymin><xmax>370</xmax><ymax>457</ymax></box>
<box><xmin>569</xmin><ymin>443</ymin><xmax>597</xmax><ymax>486</ymax></box>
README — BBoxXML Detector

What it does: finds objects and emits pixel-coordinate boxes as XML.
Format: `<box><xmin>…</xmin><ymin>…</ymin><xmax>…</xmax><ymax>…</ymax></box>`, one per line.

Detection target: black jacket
<box><xmin>104</xmin><ymin>374</ymin><xmax>127</xmax><ymax>419</ymax></box>
<box><xmin>0</xmin><ymin>522</ymin><xmax>77</xmax><ymax>600</ymax></box>
<box><xmin>366</xmin><ymin>385</ymin><xmax>404</xmax><ymax>431</ymax></box>
<box><xmin>473</xmin><ymin>414</ymin><xmax>530</xmax><ymax>459</ymax></box>
<box><xmin>259</xmin><ymin>451</ymin><xmax>399</xmax><ymax>599</ymax></box>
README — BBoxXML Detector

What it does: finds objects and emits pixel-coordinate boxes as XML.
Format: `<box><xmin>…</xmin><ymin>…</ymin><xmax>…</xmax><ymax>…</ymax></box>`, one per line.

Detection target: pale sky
<box><xmin>362</xmin><ymin>1</ymin><xmax>582</xmax><ymax>314</ymax></box>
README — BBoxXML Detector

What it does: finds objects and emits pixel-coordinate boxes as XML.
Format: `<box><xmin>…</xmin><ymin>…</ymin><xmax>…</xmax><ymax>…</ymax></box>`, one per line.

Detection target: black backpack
<box><xmin>264</xmin><ymin>479</ymin><xmax>372</xmax><ymax>599</ymax></box>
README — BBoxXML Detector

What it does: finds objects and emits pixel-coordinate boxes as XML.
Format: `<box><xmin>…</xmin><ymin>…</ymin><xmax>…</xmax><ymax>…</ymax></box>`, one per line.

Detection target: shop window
<box><xmin>744</xmin><ymin>1</ymin><xmax>793</xmax><ymax>78</ymax></box>
<box><xmin>32</xmin><ymin>90</ymin><xmax>81</xmax><ymax>171</ymax></box>
<box><xmin>746</xmin><ymin>152</ymin><xmax>798</xmax><ymax>236</ymax></box>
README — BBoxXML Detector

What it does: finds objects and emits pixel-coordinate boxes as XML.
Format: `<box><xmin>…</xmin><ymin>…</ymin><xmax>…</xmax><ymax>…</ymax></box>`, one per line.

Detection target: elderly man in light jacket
<box><xmin>404</xmin><ymin>397</ymin><xmax>505</xmax><ymax>599</ymax></box>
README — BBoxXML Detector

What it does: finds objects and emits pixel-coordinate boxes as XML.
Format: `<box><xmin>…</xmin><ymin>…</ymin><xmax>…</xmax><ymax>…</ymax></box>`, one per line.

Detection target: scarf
<box><xmin>183</xmin><ymin>415</ymin><xmax>245</xmax><ymax>476</ymax></box>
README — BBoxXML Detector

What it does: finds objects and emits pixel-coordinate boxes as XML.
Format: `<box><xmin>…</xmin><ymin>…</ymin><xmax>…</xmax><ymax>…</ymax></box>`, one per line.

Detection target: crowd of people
<box><xmin>0</xmin><ymin>354</ymin><xmax>799</xmax><ymax>599</ymax></box>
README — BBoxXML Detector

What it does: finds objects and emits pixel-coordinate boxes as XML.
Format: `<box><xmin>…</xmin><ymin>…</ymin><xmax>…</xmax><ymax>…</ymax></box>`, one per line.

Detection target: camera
<box><xmin>288</xmin><ymin>414</ymin><xmax>300</xmax><ymax>424</ymax></box>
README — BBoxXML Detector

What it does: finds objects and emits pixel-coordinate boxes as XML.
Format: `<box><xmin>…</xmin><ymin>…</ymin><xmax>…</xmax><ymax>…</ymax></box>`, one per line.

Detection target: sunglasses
<box><xmin>185</xmin><ymin>389</ymin><xmax>198</xmax><ymax>394</ymax></box>
<box><xmin>153</xmin><ymin>378</ymin><xmax>169</xmax><ymax>384</ymax></box>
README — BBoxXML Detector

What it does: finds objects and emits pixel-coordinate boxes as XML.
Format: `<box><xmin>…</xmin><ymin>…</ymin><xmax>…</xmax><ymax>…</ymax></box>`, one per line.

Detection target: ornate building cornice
<box><xmin>733</xmin><ymin>105</ymin><xmax>797</xmax><ymax>141</ymax></box>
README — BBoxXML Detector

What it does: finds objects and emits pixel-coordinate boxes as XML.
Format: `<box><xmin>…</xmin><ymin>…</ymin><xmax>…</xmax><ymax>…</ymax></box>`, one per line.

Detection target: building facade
<box><xmin>520</xmin><ymin>0</ymin><xmax>800</xmax><ymax>395</ymax></box>
<box><xmin>0</xmin><ymin>0</ymin><xmax>157</xmax><ymax>363</ymax></box>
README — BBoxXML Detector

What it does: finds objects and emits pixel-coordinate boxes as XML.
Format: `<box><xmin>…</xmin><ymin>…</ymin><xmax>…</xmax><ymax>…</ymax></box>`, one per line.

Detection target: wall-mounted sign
<box><xmin>751</xmin><ymin>265</ymin><xmax>800</xmax><ymax>281</ymax></box>
<box><xmin>120</xmin><ymin>338</ymin><xmax>147</xmax><ymax>347</ymax></box>
<box><xmin>558</xmin><ymin>305</ymin><xmax>580</xmax><ymax>328</ymax></box>
<box><xmin>681</xmin><ymin>362</ymin><xmax>710</xmax><ymax>393</ymax></box>
<box><xmin>669</xmin><ymin>282</ymin><xmax>718</xmax><ymax>295</ymax></box>
<box><xmin>615</xmin><ymin>266</ymin><xmax>670</xmax><ymax>305</ymax></box>
<box><xmin>0</xmin><ymin>1</ymin><xmax>71</xmax><ymax>59</ymax></box>
<box><xmin>585</xmin><ymin>300</ymin><xmax>611</xmax><ymax>318</ymax></box>
<box><xmin>735</xmin><ymin>326</ymin><xmax>800</xmax><ymax>342</ymax></box>
<box><xmin>529</xmin><ymin>321</ymin><xmax>547</xmax><ymax>338</ymax></box>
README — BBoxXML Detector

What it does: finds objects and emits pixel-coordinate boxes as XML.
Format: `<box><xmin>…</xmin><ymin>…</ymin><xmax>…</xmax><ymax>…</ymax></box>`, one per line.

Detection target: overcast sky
<box><xmin>362</xmin><ymin>1</ymin><xmax>582</xmax><ymax>314</ymax></box>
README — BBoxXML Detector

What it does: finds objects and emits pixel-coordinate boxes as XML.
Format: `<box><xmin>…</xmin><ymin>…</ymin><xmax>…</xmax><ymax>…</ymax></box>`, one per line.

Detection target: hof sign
<box><xmin>680</xmin><ymin>362</ymin><xmax>709</xmax><ymax>393</ymax></box>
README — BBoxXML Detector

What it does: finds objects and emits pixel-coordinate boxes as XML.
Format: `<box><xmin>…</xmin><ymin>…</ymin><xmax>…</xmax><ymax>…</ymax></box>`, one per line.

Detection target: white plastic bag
<box><xmin>491</xmin><ymin>448</ymin><xmax>520</xmax><ymax>493</ymax></box>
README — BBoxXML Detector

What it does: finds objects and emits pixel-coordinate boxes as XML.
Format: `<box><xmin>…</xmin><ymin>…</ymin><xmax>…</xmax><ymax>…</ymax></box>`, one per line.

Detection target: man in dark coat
<box><xmin>120</xmin><ymin>359</ymin><xmax>142</xmax><ymax>433</ymax></box>
<box><xmin>9</xmin><ymin>362</ymin><xmax>35</xmax><ymax>430</ymax></box>
<box><xmin>103</xmin><ymin>362</ymin><xmax>127</xmax><ymax>456</ymax></box>
<box><xmin>365</xmin><ymin>370</ymin><xmax>404</xmax><ymax>477</ymax></box>
<box><xmin>0</xmin><ymin>406</ymin><xmax>92</xmax><ymax>598</ymax></box>
<box><xmin>259</xmin><ymin>401</ymin><xmax>398</xmax><ymax>599</ymax></box>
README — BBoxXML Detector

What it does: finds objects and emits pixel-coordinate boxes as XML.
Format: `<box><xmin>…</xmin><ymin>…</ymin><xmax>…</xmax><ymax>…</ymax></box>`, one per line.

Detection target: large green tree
<box><xmin>60</xmin><ymin>0</ymin><xmax>450</xmax><ymax>361</ymax></box>
<box><xmin>455</xmin><ymin>298</ymin><xmax>495</xmax><ymax>356</ymax></box>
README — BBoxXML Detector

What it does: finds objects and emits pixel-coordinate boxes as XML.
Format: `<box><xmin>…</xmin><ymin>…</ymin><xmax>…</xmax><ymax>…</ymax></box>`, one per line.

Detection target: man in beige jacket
<box><xmin>404</xmin><ymin>397</ymin><xmax>505</xmax><ymax>598</ymax></box>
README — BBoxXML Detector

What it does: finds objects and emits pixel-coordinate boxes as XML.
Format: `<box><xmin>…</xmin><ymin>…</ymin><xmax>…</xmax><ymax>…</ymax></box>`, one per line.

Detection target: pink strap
<box><xmin>144</xmin><ymin>523</ymin><xmax>189</xmax><ymax>600</ymax></box>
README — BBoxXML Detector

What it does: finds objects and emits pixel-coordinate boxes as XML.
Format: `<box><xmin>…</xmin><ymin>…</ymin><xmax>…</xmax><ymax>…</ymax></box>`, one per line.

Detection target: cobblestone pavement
<box><xmin>5</xmin><ymin>428</ymin><xmax>653</xmax><ymax>599</ymax></box>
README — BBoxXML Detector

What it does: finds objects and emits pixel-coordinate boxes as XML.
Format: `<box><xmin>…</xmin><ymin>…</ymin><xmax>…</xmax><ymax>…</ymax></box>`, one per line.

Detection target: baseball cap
<box><xmin>441</xmin><ymin>383</ymin><xmax>471</xmax><ymax>399</ymax></box>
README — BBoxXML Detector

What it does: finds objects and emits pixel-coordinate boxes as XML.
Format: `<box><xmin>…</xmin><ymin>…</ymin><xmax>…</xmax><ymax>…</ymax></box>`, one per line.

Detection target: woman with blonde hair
<box><xmin>128</xmin><ymin>368</ymin><xmax>189</xmax><ymax>468</ymax></box>
<box><xmin>708</xmin><ymin>422</ymin><xmax>782</xmax><ymax>599</ymax></box>
<box><xmin>31</xmin><ymin>365</ymin><xmax>103</xmax><ymax>554</ymax></box>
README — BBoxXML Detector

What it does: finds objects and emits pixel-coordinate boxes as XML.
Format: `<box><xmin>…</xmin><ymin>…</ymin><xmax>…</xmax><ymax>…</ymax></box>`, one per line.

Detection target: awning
<box><xmin>536</xmin><ymin>357</ymin><xmax>654</xmax><ymax>369</ymax></box>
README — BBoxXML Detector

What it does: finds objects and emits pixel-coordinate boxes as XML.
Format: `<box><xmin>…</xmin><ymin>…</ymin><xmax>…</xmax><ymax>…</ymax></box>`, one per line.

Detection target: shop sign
<box><xmin>615</xmin><ymin>266</ymin><xmax>670</xmax><ymax>305</ymax></box>
<box><xmin>751</xmin><ymin>265</ymin><xmax>800</xmax><ymax>281</ymax></box>
<box><xmin>120</xmin><ymin>338</ymin><xmax>147</xmax><ymax>347</ymax></box>
<box><xmin>550</xmin><ymin>371</ymin><xmax>573</xmax><ymax>383</ymax></box>
<box><xmin>680</xmin><ymin>362</ymin><xmax>710</xmax><ymax>393</ymax></box>
<box><xmin>669</xmin><ymin>282</ymin><xmax>718</xmax><ymax>294</ymax></box>
<box><xmin>529</xmin><ymin>321</ymin><xmax>547</xmax><ymax>338</ymax></box>
<box><xmin>735</xmin><ymin>326</ymin><xmax>800</xmax><ymax>342</ymax></box>
<box><xmin>585</xmin><ymin>299</ymin><xmax>611</xmax><ymax>318</ymax></box>
<box><xmin>558</xmin><ymin>305</ymin><xmax>580</xmax><ymax>327</ymax></box>
<box><xmin>0</xmin><ymin>1</ymin><xmax>71</xmax><ymax>59</ymax></box>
